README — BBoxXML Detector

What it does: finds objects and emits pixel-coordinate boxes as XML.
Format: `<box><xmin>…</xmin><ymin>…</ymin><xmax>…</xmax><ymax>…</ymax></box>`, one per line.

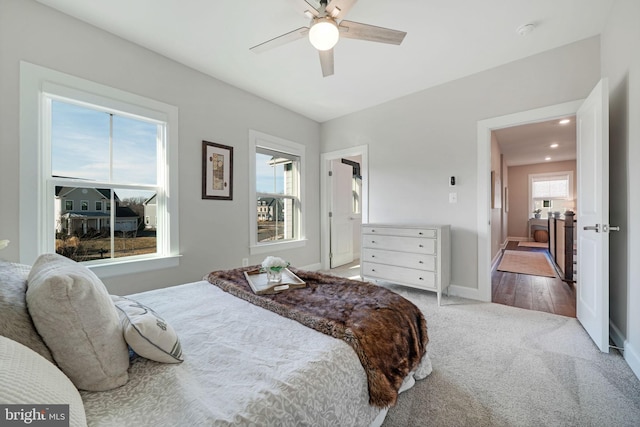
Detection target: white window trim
<box><xmin>249</xmin><ymin>130</ymin><xmax>306</xmax><ymax>255</ymax></box>
<box><xmin>19</xmin><ymin>61</ymin><xmax>180</xmax><ymax>276</ymax></box>
<box><xmin>528</xmin><ymin>170</ymin><xmax>574</xmax><ymax>214</ymax></box>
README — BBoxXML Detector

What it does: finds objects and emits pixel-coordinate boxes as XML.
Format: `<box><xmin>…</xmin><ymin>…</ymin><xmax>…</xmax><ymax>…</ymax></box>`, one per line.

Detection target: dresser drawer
<box><xmin>362</xmin><ymin>226</ymin><xmax>436</xmax><ymax>239</ymax></box>
<box><xmin>362</xmin><ymin>248</ymin><xmax>435</xmax><ymax>271</ymax></box>
<box><xmin>362</xmin><ymin>234</ymin><xmax>436</xmax><ymax>254</ymax></box>
<box><xmin>362</xmin><ymin>262</ymin><xmax>436</xmax><ymax>290</ymax></box>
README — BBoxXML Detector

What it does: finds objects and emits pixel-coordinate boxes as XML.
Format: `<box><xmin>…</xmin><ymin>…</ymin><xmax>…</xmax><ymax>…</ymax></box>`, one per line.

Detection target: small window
<box><xmin>81</xmin><ymin>200</ymin><xmax>89</xmax><ymax>211</ymax></box>
<box><xmin>95</xmin><ymin>201</ymin><xmax>103</xmax><ymax>211</ymax></box>
<box><xmin>529</xmin><ymin>171</ymin><xmax>574</xmax><ymax>214</ymax></box>
<box><xmin>249</xmin><ymin>130</ymin><xmax>305</xmax><ymax>254</ymax></box>
<box><xmin>255</xmin><ymin>149</ymin><xmax>298</xmax><ymax>242</ymax></box>
<box><xmin>532</xmin><ymin>174</ymin><xmax>570</xmax><ymax>199</ymax></box>
<box><xmin>64</xmin><ymin>200</ymin><xmax>73</xmax><ymax>211</ymax></box>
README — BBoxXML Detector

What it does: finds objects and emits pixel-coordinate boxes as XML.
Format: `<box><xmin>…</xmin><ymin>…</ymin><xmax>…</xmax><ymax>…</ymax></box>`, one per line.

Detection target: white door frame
<box><xmin>476</xmin><ymin>100</ymin><xmax>583</xmax><ymax>301</ymax></box>
<box><xmin>321</xmin><ymin>145</ymin><xmax>369</xmax><ymax>270</ymax></box>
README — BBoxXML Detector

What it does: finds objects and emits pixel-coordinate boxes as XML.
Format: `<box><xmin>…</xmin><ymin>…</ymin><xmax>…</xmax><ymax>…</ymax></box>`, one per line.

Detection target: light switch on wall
<box><xmin>449</xmin><ymin>192</ymin><xmax>457</xmax><ymax>203</ymax></box>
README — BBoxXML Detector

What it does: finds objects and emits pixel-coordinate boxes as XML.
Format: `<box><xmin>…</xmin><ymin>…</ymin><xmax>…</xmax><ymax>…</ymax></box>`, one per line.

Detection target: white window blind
<box><xmin>532</xmin><ymin>175</ymin><xmax>570</xmax><ymax>199</ymax></box>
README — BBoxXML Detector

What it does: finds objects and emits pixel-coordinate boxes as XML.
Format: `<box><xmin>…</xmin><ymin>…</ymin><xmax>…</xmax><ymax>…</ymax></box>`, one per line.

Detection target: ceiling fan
<box><xmin>250</xmin><ymin>0</ymin><xmax>407</xmax><ymax>77</ymax></box>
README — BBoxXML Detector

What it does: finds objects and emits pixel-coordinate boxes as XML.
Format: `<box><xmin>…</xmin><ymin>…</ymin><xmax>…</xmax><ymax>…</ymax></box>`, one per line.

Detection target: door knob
<box><xmin>603</xmin><ymin>224</ymin><xmax>620</xmax><ymax>232</ymax></box>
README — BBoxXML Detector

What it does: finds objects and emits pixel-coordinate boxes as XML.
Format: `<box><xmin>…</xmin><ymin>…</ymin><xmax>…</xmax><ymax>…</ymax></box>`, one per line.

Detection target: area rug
<box><xmin>497</xmin><ymin>250</ymin><xmax>556</xmax><ymax>277</ymax></box>
<box><xmin>518</xmin><ymin>241</ymin><xmax>548</xmax><ymax>248</ymax></box>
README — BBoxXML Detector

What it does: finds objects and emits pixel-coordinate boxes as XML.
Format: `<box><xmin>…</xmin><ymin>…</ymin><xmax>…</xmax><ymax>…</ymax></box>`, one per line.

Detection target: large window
<box><xmin>20</xmin><ymin>62</ymin><xmax>179</xmax><ymax>276</ymax></box>
<box><xmin>50</xmin><ymin>99</ymin><xmax>159</xmax><ymax>262</ymax></box>
<box><xmin>249</xmin><ymin>130</ymin><xmax>305</xmax><ymax>254</ymax></box>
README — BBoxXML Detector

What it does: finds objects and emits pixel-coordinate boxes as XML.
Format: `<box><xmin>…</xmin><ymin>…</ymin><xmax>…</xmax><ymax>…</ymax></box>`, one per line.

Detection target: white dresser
<box><xmin>360</xmin><ymin>224</ymin><xmax>451</xmax><ymax>305</ymax></box>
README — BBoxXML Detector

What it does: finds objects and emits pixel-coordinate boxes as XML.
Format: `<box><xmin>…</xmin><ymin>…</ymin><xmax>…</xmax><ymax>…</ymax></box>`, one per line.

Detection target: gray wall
<box><xmin>321</xmin><ymin>37</ymin><xmax>600</xmax><ymax>292</ymax></box>
<box><xmin>602</xmin><ymin>0</ymin><xmax>640</xmax><ymax>378</ymax></box>
<box><xmin>0</xmin><ymin>0</ymin><xmax>321</xmax><ymax>294</ymax></box>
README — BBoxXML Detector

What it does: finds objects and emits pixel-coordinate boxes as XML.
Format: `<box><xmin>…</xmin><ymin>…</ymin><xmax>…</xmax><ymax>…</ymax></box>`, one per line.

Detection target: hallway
<box><xmin>492</xmin><ymin>240</ymin><xmax>576</xmax><ymax>317</ymax></box>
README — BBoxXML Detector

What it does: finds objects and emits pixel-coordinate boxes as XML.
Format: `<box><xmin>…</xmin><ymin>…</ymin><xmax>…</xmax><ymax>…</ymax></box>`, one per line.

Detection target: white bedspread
<box><xmin>81</xmin><ymin>280</ymin><xmax>393</xmax><ymax>426</ymax></box>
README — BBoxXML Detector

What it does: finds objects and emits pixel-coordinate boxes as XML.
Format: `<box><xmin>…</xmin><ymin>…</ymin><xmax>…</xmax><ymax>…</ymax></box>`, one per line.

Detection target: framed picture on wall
<box><xmin>491</xmin><ymin>170</ymin><xmax>502</xmax><ymax>209</ymax></box>
<box><xmin>504</xmin><ymin>187</ymin><xmax>509</xmax><ymax>213</ymax></box>
<box><xmin>202</xmin><ymin>140</ymin><xmax>233</xmax><ymax>200</ymax></box>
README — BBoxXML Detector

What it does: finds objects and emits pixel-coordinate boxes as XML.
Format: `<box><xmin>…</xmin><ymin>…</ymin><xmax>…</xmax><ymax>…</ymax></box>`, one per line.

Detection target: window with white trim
<box><xmin>20</xmin><ymin>62</ymin><xmax>179</xmax><ymax>276</ymax></box>
<box><xmin>249</xmin><ymin>130</ymin><xmax>305</xmax><ymax>254</ymax></box>
<box><xmin>529</xmin><ymin>171</ymin><xmax>574</xmax><ymax>214</ymax></box>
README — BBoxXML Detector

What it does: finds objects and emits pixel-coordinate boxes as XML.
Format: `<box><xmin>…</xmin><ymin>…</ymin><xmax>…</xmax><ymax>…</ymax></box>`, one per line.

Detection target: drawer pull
<box><xmin>418</xmin><ymin>244</ymin><xmax>424</xmax><ymax>248</ymax></box>
<box><xmin>418</xmin><ymin>261</ymin><xmax>424</xmax><ymax>264</ymax></box>
<box><xmin>371</xmin><ymin>240</ymin><xmax>376</xmax><ymax>244</ymax></box>
<box><xmin>371</xmin><ymin>255</ymin><xmax>375</xmax><ymax>258</ymax></box>
<box><xmin>371</xmin><ymin>269</ymin><xmax>376</xmax><ymax>272</ymax></box>
<box><xmin>418</xmin><ymin>232</ymin><xmax>423</xmax><ymax>235</ymax></box>
<box><xmin>371</xmin><ymin>229</ymin><xmax>376</xmax><ymax>233</ymax></box>
<box><xmin>419</xmin><ymin>277</ymin><xmax>424</xmax><ymax>280</ymax></box>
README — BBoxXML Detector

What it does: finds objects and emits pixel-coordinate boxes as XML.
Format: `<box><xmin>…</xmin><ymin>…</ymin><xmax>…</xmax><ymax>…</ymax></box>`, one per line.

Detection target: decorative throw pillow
<box><xmin>0</xmin><ymin>261</ymin><xmax>54</xmax><ymax>362</ymax></box>
<box><xmin>111</xmin><ymin>295</ymin><xmax>184</xmax><ymax>364</ymax></box>
<box><xmin>26</xmin><ymin>253</ymin><xmax>129</xmax><ymax>391</ymax></box>
<box><xmin>0</xmin><ymin>335</ymin><xmax>88</xmax><ymax>427</ymax></box>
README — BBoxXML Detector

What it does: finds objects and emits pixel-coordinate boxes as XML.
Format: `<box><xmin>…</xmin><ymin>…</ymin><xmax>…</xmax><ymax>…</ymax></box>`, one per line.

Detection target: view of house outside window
<box><xmin>50</xmin><ymin>99</ymin><xmax>159</xmax><ymax>262</ymax></box>
<box><xmin>255</xmin><ymin>148</ymin><xmax>300</xmax><ymax>243</ymax></box>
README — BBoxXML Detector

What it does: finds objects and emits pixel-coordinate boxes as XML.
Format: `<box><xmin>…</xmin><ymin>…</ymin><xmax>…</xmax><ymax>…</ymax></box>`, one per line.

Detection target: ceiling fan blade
<box><xmin>319</xmin><ymin>49</ymin><xmax>334</xmax><ymax>77</ymax></box>
<box><xmin>250</xmin><ymin>27</ymin><xmax>309</xmax><ymax>54</ymax></box>
<box><xmin>338</xmin><ymin>20</ymin><xmax>406</xmax><ymax>45</ymax></box>
<box><xmin>291</xmin><ymin>0</ymin><xmax>321</xmax><ymax>17</ymax></box>
<box><xmin>325</xmin><ymin>0</ymin><xmax>358</xmax><ymax>19</ymax></box>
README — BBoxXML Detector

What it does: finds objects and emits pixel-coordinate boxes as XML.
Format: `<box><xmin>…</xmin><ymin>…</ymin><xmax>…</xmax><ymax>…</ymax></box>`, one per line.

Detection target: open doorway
<box><xmin>490</xmin><ymin>117</ymin><xmax>578</xmax><ymax>317</ymax></box>
<box><xmin>320</xmin><ymin>146</ymin><xmax>368</xmax><ymax>273</ymax></box>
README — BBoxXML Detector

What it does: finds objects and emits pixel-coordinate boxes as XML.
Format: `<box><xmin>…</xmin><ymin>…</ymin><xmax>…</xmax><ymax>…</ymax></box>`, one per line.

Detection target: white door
<box><xmin>330</xmin><ymin>159</ymin><xmax>354</xmax><ymax>268</ymax></box>
<box><xmin>576</xmin><ymin>78</ymin><xmax>610</xmax><ymax>353</ymax></box>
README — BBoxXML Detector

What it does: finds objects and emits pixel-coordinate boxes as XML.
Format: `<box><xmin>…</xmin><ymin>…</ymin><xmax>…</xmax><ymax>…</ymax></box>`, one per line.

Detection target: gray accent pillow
<box><xmin>112</xmin><ymin>295</ymin><xmax>184</xmax><ymax>363</ymax></box>
<box><xmin>26</xmin><ymin>254</ymin><xmax>129</xmax><ymax>391</ymax></box>
<box><xmin>0</xmin><ymin>261</ymin><xmax>54</xmax><ymax>362</ymax></box>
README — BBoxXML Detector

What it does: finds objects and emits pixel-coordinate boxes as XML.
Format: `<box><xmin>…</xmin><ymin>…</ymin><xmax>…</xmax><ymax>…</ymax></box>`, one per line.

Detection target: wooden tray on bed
<box><xmin>243</xmin><ymin>268</ymin><xmax>306</xmax><ymax>295</ymax></box>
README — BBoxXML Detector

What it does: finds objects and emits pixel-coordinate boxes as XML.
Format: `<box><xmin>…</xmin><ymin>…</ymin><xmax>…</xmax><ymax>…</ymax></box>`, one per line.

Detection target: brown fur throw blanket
<box><xmin>205</xmin><ymin>267</ymin><xmax>428</xmax><ymax>408</ymax></box>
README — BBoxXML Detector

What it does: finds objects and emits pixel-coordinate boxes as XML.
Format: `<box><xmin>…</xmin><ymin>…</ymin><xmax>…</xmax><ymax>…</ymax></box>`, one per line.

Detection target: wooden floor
<box><xmin>492</xmin><ymin>241</ymin><xmax>576</xmax><ymax>317</ymax></box>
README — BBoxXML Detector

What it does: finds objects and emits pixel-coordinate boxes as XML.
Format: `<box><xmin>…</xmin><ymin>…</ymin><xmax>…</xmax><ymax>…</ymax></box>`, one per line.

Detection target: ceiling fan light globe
<box><xmin>309</xmin><ymin>18</ymin><xmax>339</xmax><ymax>51</ymax></box>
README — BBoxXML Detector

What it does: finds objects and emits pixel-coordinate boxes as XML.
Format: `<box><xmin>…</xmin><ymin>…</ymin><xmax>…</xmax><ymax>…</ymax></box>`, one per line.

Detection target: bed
<box><xmin>0</xmin><ymin>256</ymin><xmax>431</xmax><ymax>427</ymax></box>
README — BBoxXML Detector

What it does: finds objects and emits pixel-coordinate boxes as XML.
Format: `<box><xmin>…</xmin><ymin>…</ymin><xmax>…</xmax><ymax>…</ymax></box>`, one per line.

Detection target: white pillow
<box><xmin>26</xmin><ymin>253</ymin><xmax>129</xmax><ymax>391</ymax></box>
<box><xmin>112</xmin><ymin>295</ymin><xmax>184</xmax><ymax>364</ymax></box>
<box><xmin>0</xmin><ymin>335</ymin><xmax>88</xmax><ymax>427</ymax></box>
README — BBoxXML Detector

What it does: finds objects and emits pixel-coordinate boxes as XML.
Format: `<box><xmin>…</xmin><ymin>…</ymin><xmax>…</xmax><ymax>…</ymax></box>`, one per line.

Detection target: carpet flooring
<box><xmin>497</xmin><ymin>250</ymin><xmax>556</xmax><ymax>277</ymax></box>
<box><xmin>379</xmin><ymin>285</ymin><xmax>640</xmax><ymax>427</ymax></box>
<box><xmin>323</xmin><ymin>263</ymin><xmax>640</xmax><ymax>426</ymax></box>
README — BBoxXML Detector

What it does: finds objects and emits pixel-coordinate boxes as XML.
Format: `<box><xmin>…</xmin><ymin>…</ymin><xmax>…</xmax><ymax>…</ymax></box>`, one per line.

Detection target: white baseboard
<box><xmin>609</xmin><ymin>320</ymin><xmax>640</xmax><ymax>381</ymax></box>
<box><xmin>624</xmin><ymin>340</ymin><xmax>640</xmax><ymax>380</ymax></box>
<box><xmin>491</xmin><ymin>251</ymin><xmax>502</xmax><ymax>268</ymax></box>
<box><xmin>447</xmin><ymin>284</ymin><xmax>486</xmax><ymax>302</ymax></box>
<box><xmin>610</xmin><ymin>320</ymin><xmax>625</xmax><ymax>349</ymax></box>
<box><xmin>507</xmin><ymin>236</ymin><xmax>530</xmax><ymax>242</ymax></box>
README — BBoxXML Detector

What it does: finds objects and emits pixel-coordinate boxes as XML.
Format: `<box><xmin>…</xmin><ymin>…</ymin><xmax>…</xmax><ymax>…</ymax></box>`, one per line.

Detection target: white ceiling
<box><xmin>494</xmin><ymin>116</ymin><xmax>577</xmax><ymax>167</ymax></box>
<box><xmin>35</xmin><ymin>0</ymin><xmax>614</xmax><ymax>123</ymax></box>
